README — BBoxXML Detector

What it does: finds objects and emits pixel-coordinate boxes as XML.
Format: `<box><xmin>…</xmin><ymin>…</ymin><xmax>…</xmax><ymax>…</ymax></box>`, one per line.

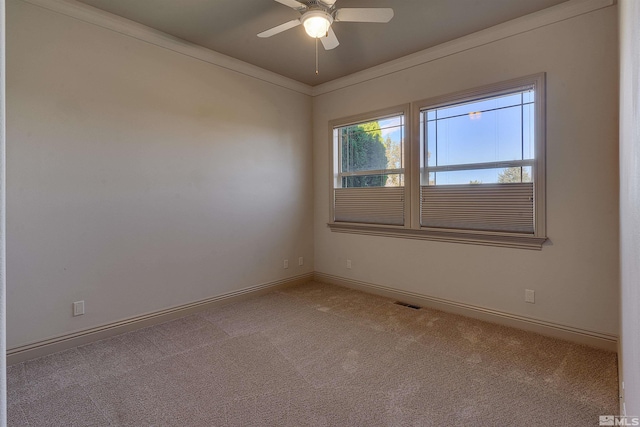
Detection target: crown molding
<box><xmin>17</xmin><ymin>0</ymin><xmax>614</xmax><ymax>98</ymax></box>
<box><xmin>311</xmin><ymin>0</ymin><xmax>615</xmax><ymax>96</ymax></box>
<box><xmin>18</xmin><ymin>0</ymin><xmax>314</xmax><ymax>96</ymax></box>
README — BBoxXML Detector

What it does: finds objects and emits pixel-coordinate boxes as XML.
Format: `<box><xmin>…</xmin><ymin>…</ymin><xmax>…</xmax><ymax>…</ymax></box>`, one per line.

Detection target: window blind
<box><xmin>421</xmin><ymin>183</ymin><xmax>534</xmax><ymax>233</ymax></box>
<box><xmin>334</xmin><ymin>187</ymin><xmax>404</xmax><ymax>226</ymax></box>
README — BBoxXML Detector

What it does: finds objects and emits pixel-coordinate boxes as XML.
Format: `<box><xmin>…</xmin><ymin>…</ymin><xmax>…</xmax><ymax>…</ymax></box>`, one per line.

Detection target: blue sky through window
<box><xmin>423</xmin><ymin>90</ymin><xmax>535</xmax><ymax>185</ymax></box>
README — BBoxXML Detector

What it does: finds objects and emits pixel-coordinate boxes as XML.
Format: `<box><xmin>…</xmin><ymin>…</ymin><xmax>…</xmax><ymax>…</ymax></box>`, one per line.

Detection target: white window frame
<box><xmin>329</xmin><ymin>104</ymin><xmax>411</xmax><ymax>227</ymax></box>
<box><xmin>328</xmin><ymin>74</ymin><xmax>547</xmax><ymax>250</ymax></box>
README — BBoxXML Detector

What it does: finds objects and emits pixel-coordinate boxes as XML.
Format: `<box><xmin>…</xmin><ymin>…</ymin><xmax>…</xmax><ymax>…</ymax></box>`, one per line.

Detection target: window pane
<box><xmin>427</xmin><ymin>120</ymin><xmax>436</xmax><ymax>167</ymax></box>
<box><xmin>342</xmin><ymin>173</ymin><xmax>403</xmax><ymax>188</ymax></box>
<box><xmin>523</xmin><ymin>103</ymin><xmax>535</xmax><ymax>160</ymax></box>
<box><xmin>433</xmin><ymin>166</ymin><xmax>532</xmax><ymax>185</ymax></box>
<box><xmin>341</xmin><ymin>125</ymin><xmax>388</xmax><ymax>173</ymax></box>
<box><xmin>381</xmin><ymin>116</ymin><xmax>404</xmax><ymax>169</ymax></box>
<box><xmin>496</xmin><ymin>166</ymin><xmax>532</xmax><ymax>183</ymax></box>
<box><xmin>434</xmin><ymin>92</ymin><xmax>522</xmax><ymax>120</ymax></box>
<box><xmin>422</xmin><ymin>88</ymin><xmax>536</xmax><ymax>178</ymax></box>
<box><xmin>427</xmin><ymin>172</ymin><xmax>435</xmax><ymax>186</ymax></box>
<box><xmin>434</xmin><ymin>105</ymin><xmax>523</xmax><ymax>166</ymax></box>
<box><xmin>340</xmin><ymin>116</ymin><xmax>404</xmax><ymax>173</ymax></box>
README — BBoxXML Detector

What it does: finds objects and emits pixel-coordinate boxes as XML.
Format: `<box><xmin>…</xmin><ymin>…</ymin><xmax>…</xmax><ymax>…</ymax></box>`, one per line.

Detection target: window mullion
<box><xmin>339</xmin><ymin>168</ymin><xmax>404</xmax><ymax>178</ymax></box>
<box><xmin>425</xmin><ymin>159</ymin><xmax>535</xmax><ymax>174</ymax></box>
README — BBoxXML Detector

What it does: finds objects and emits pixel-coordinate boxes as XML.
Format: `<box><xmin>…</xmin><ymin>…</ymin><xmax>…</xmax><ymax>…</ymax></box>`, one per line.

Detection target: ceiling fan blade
<box><xmin>257</xmin><ymin>19</ymin><xmax>301</xmax><ymax>38</ymax></box>
<box><xmin>318</xmin><ymin>0</ymin><xmax>337</xmax><ymax>6</ymax></box>
<box><xmin>334</xmin><ymin>8</ymin><xmax>394</xmax><ymax>23</ymax></box>
<box><xmin>273</xmin><ymin>0</ymin><xmax>307</xmax><ymax>10</ymax></box>
<box><xmin>321</xmin><ymin>27</ymin><xmax>339</xmax><ymax>50</ymax></box>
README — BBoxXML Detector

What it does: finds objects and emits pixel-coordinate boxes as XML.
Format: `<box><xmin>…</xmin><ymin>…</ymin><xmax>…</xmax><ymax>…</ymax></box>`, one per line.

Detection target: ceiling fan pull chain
<box><xmin>315</xmin><ymin>37</ymin><xmax>319</xmax><ymax>75</ymax></box>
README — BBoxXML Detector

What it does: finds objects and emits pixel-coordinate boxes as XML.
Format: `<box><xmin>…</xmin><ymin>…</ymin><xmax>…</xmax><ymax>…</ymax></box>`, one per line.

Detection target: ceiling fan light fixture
<box><xmin>301</xmin><ymin>11</ymin><xmax>333</xmax><ymax>38</ymax></box>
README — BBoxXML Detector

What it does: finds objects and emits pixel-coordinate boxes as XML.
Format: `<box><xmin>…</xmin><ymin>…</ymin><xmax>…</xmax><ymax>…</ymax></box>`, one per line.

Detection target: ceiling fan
<box><xmin>257</xmin><ymin>0</ymin><xmax>394</xmax><ymax>51</ymax></box>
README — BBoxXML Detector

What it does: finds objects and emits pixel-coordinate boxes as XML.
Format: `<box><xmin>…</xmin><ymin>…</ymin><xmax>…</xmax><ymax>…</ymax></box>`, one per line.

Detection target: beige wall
<box><xmin>619</xmin><ymin>0</ymin><xmax>640</xmax><ymax>416</ymax></box>
<box><xmin>313</xmin><ymin>6</ymin><xmax>619</xmax><ymax>336</ymax></box>
<box><xmin>6</xmin><ymin>0</ymin><xmax>313</xmax><ymax>348</ymax></box>
<box><xmin>5</xmin><ymin>0</ymin><xmax>622</xmax><ymax>358</ymax></box>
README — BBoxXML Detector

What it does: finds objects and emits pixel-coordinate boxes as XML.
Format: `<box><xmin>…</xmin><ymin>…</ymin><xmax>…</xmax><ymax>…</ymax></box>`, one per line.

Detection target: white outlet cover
<box><xmin>73</xmin><ymin>300</ymin><xmax>85</xmax><ymax>316</ymax></box>
<box><xmin>525</xmin><ymin>289</ymin><xmax>535</xmax><ymax>303</ymax></box>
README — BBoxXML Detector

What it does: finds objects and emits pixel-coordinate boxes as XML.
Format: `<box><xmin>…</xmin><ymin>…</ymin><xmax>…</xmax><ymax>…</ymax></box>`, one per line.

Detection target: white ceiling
<box><xmin>75</xmin><ymin>0</ymin><xmax>570</xmax><ymax>86</ymax></box>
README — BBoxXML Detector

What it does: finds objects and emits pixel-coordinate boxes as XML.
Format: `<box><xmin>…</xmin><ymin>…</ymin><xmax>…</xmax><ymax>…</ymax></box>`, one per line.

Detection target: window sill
<box><xmin>327</xmin><ymin>222</ymin><xmax>547</xmax><ymax>250</ymax></box>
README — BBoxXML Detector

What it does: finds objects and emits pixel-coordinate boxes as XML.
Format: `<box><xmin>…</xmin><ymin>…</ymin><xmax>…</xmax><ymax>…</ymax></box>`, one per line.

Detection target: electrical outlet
<box><xmin>346</xmin><ymin>259</ymin><xmax>352</xmax><ymax>269</ymax></box>
<box><xmin>298</xmin><ymin>257</ymin><xmax>303</xmax><ymax>266</ymax></box>
<box><xmin>283</xmin><ymin>259</ymin><xmax>289</xmax><ymax>269</ymax></box>
<box><xmin>525</xmin><ymin>289</ymin><xmax>535</xmax><ymax>304</ymax></box>
<box><xmin>73</xmin><ymin>300</ymin><xmax>85</xmax><ymax>316</ymax></box>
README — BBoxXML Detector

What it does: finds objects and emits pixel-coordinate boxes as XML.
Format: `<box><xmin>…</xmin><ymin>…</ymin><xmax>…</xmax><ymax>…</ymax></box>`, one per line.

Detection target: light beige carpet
<box><xmin>8</xmin><ymin>281</ymin><xmax>619</xmax><ymax>426</ymax></box>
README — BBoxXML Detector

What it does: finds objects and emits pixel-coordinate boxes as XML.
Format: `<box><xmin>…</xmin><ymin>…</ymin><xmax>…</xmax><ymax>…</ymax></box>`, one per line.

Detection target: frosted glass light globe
<box><xmin>302</xmin><ymin>11</ymin><xmax>332</xmax><ymax>38</ymax></box>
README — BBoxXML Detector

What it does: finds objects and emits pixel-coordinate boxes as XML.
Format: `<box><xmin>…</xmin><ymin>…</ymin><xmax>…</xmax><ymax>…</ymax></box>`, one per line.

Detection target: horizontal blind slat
<box><xmin>335</xmin><ymin>187</ymin><xmax>404</xmax><ymax>226</ymax></box>
<box><xmin>421</xmin><ymin>183</ymin><xmax>534</xmax><ymax>233</ymax></box>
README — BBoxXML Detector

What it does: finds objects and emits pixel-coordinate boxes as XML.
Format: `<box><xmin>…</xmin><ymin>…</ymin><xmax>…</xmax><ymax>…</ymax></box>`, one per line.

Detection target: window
<box><xmin>420</xmin><ymin>87</ymin><xmax>537</xmax><ymax>233</ymax></box>
<box><xmin>328</xmin><ymin>74</ymin><xmax>546</xmax><ymax>249</ymax></box>
<box><xmin>331</xmin><ymin>106</ymin><xmax>408</xmax><ymax>226</ymax></box>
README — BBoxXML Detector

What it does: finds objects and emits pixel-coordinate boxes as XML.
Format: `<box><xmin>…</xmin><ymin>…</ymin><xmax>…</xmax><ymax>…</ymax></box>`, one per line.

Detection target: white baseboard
<box><xmin>314</xmin><ymin>272</ymin><xmax>618</xmax><ymax>352</ymax></box>
<box><xmin>7</xmin><ymin>270</ymin><xmax>618</xmax><ymax>364</ymax></box>
<box><xmin>7</xmin><ymin>273</ymin><xmax>313</xmax><ymax>365</ymax></box>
